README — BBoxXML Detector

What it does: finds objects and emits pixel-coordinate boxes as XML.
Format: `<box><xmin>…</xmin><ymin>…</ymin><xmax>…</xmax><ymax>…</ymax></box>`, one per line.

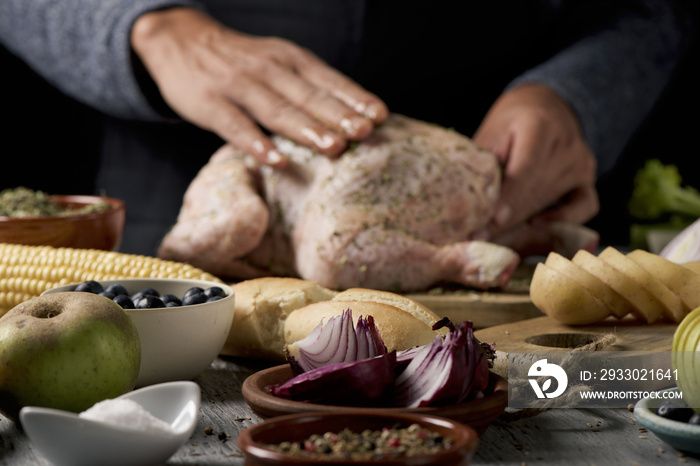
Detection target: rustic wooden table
<box><xmin>1</xmin><ymin>356</ymin><xmax>698</xmax><ymax>466</ymax></box>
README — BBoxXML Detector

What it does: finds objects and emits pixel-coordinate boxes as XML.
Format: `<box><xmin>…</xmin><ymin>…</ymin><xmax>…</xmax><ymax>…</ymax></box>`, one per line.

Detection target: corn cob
<box><xmin>0</xmin><ymin>243</ymin><xmax>223</xmax><ymax>316</ymax></box>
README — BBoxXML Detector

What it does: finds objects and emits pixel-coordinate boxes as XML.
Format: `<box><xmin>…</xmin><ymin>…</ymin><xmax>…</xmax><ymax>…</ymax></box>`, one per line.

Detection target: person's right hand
<box><xmin>131</xmin><ymin>7</ymin><xmax>388</xmax><ymax>166</ymax></box>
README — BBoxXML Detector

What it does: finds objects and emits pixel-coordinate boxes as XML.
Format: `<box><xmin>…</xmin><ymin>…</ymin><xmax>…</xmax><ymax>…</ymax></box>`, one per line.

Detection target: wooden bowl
<box><xmin>237</xmin><ymin>410</ymin><xmax>479</xmax><ymax>465</ymax></box>
<box><xmin>0</xmin><ymin>195</ymin><xmax>125</xmax><ymax>251</ymax></box>
<box><xmin>242</xmin><ymin>364</ymin><xmax>508</xmax><ymax>435</ymax></box>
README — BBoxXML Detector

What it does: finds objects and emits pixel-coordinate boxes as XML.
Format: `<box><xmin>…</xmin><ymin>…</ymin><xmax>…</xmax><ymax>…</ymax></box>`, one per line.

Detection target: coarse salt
<box><xmin>79</xmin><ymin>398</ymin><xmax>174</xmax><ymax>435</ymax></box>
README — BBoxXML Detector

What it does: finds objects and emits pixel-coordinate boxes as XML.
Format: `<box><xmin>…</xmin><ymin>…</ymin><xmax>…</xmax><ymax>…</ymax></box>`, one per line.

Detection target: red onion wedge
<box><xmin>393</xmin><ymin>320</ymin><xmax>494</xmax><ymax>408</ymax></box>
<box><xmin>267</xmin><ymin>351</ymin><xmax>397</xmax><ymax>406</ymax></box>
<box><xmin>285</xmin><ymin>308</ymin><xmax>387</xmax><ymax>375</ymax></box>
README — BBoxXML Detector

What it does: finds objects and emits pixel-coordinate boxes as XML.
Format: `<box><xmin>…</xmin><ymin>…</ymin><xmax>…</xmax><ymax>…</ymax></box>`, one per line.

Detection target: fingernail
<box><xmin>341</xmin><ymin>116</ymin><xmax>372</xmax><ymax>138</ymax></box>
<box><xmin>265</xmin><ymin>149</ymin><xmax>287</xmax><ymax>166</ymax></box>
<box><xmin>340</xmin><ymin>117</ymin><xmax>357</xmax><ymax>135</ymax></box>
<box><xmin>365</xmin><ymin>102</ymin><xmax>388</xmax><ymax>121</ymax></box>
<box><xmin>301</xmin><ymin>127</ymin><xmax>340</xmax><ymax>150</ymax></box>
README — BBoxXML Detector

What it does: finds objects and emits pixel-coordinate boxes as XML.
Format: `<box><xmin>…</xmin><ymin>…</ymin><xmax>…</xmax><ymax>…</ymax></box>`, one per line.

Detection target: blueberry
<box><xmin>139</xmin><ymin>287</ymin><xmax>160</xmax><ymax>297</ymax></box>
<box><xmin>204</xmin><ymin>286</ymin><xmax>226</xmax><ymax>299</ymax></box>
<box><xmin>206</xmin><ymin>296</ymin><xmax>223</xmax><ymax>303</ymax></box>
<box><xmin>99</xmin><ymin>291</ymin><xmax>116</xmax><ymax>300</ymax></box>
<box><xmin>113</xmin><ymin>294</ymin><xmax>135</xmax><ymax>309</ymax></box>
<box><xmin>105</xmin><ymin>283</ymin><xmax>128</xmax><ymax>296</ymax></box>
<box><xmin>689</xmin><ymin>413</ymin><xmax>700</xmax><ymax>425</ymax></box>
<box><xmin>165</xmin><ymin>301</ymin><xmax>181</xmax><ymax>307</ymax></box>
<box><xmin>183</xmin><ymin>287</ymin><xmax>204</xmax><ymax>300</ymax></box>
<box><xmin>182</xmin><ymin>291</ymin><xmax>207</xmax><ymax>306</ymax></box>
<box><xmin>160</xmin><ymin>294</ymin><xmax>182</xmax><ymax>306</ymax></box>
<box><xmin>131</xmin><ymin>288</ymin><xmax>160</xmax><ymax>303</ymax></box>
<box><xmin>135</xmin><ymin>296</ymin><xmax>166</xmax><ymax>309</ymax></box>
<box><xmin>74</xmin><ymin>280</ymin><xmax>104</xmax><ymax>294</ymax></box>
<box><xmin>657</xmin><ymin>401</ymin><xmax>693</xmax><ymax>422</ymax></box>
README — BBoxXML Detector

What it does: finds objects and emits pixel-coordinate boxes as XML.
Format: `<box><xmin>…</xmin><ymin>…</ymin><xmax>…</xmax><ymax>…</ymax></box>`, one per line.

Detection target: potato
<box><xmin>571</xmin><ymin>249</ymin><xmax>662</xmax><ymax>323</ymax></box>
<box><xmin>627</xmin><ymin>249</ymin><xmax>700</xmax><ymax>311</ymax></box>
<box><xmin>682</xmin><ymin>260</ymin><xmax>700</xmax><ymax>275</ymax></box>
<box><xmin>598</xmin><ymin>247</ymin><xmax>685</xmax><ymax>323</ymax></box>
<box><xmin>530</xmin><ymin>262</ymin><xmax>613</xmax><ymax>325</ymax></box>
<box><xmin>545</xmin><ymin>252</ymin><xmax>629</xmax><ymax>319</ymax></box>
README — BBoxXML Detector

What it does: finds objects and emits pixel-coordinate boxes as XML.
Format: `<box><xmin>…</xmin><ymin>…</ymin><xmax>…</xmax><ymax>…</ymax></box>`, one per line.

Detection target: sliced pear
<box><xmin>530</xmin><ymin>262</ymin><xmax>612</xmax><ymax>325</ymax></box>
<box><xmin>598</xmin><ymin>247</ymin><xmax>685</xmax><ymax>323</ymax></box>
<box><xmin>572</xmin><ymin>249</ymin><xmax>657</xmax><ymax>323</ymax></box>
<box><xmin>627</xmin><ymin>249</ymin><xmax>700</xmax><ymax>312</ymax></box>
<box><xmin>545</xmin><ymin>252</ymin><xmax>628</xmax><ymax>319</ymax></box>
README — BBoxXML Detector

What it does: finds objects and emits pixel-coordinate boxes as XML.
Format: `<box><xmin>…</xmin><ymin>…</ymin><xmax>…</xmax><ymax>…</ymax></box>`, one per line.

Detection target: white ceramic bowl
<box><xmin>43</xmin><ymin>278</ymin><xmax>235</xmax><ymax>387</ymax></box>
<box><xmin>20</xmin><ymin>381</ymin><xmax>200</xmax><ymax>466</ymax></box>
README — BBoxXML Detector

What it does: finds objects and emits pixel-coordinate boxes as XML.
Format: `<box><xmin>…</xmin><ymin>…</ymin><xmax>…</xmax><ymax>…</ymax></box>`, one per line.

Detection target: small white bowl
<box><xmin>19</xmin><ymin>381</ymin><xmax>200</xmax><ymax>466</ymax></box>
<box><xmin>43</xmin><ymin>278</ymin><xmax>235</xmax><ymax>387</ymax></box>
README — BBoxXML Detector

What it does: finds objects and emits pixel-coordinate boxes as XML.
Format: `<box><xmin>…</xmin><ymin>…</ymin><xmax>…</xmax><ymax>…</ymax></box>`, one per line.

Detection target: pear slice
<box><xmin>572</xmin><ymin>249</ymin><xmax>656</xmax><ymax>323</ymax></box>
<box><xmin>627</xmin><ymin>249</ymin><xmax>700</xmax><ymax>312</ymax></box>
<box><xmin>545</xmin><ymin>252</ymin><xmax>628</xmax><ymax>319</ymax></box>
<box><xmin>598</xmin><ymin>247</ymin><xmax>685</xmax><ymax>323</ymax></box>
<box><xmin>529</xmin><ymin>262</ymin><xmax>612</xmax><ymax>325</ymax></box>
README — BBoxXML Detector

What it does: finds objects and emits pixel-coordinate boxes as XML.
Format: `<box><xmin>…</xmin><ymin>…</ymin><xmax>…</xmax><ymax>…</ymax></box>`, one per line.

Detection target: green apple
<box><xmin>0</xmin><ymin>291</ymin><xmax>141</xmax><ymax>421</ymax></box>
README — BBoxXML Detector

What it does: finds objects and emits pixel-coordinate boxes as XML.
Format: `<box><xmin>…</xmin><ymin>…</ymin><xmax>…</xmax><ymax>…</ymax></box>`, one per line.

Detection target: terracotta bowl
<box><xmin>0</xmin><ymin>195</ymin><xmax>125</xmax><ymax>251</ymax></box>
<box><xmin>242</xmin><ymin>364</ymin><xmax>508</xmax><ymax>435</ymax></box>
<box><xmin>237</xmin><ymin>410</ymin><xmax>479</xmax><ymax>465</ymax></box>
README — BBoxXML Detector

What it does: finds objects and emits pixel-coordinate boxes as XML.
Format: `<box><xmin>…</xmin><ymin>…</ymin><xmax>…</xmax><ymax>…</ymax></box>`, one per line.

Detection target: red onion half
<box><xmin>393</xmin><ymin>320</ymin><xmax>493</xmax><ymax>408</ymax></box>
<box><xmin>267</xmin><ymin>351</ymin><xmax>397</xmax><ymax>406</ymax></box>
<box><xmin>285</xmin><ymin>308</ymin><xmax>387</xmax><ymax>375</ymax></box>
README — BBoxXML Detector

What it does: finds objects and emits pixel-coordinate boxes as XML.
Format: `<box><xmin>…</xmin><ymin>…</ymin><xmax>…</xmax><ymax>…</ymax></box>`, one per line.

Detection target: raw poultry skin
<box><xmin>158</xmin><ymin>114</ymin><xmax>596</xmax><ymax>291</ymax></box>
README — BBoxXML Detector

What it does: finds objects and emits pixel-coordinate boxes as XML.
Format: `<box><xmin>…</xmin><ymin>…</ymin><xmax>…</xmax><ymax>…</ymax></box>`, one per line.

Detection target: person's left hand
<box><xmin>472</xmin><ymin>83</ymin><xmax>599</xmax><ymax>239</ymax></box>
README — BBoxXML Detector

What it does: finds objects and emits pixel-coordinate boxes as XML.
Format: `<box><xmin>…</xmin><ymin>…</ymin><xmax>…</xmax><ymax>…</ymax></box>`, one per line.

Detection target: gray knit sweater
<box><xmin>0</xmin><ymin>0</ymin><xmax>689</xmax><ymax>175</ymax></box>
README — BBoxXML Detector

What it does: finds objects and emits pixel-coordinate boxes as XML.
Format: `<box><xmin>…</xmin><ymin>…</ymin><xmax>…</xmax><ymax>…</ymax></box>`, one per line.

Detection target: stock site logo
<box><xmin>528</xmin><ymin>359</ymin><xmax>568</xmax><ymax>399</ymax></box>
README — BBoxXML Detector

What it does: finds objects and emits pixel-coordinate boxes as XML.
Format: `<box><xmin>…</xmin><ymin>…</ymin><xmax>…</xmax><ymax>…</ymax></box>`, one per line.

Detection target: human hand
<box><xmin>131</xmin><ymin>7</ymin><xmax>388</xmax><ymax>166</ymax></box>
<box><xmin>473</xmin><ymin>84</ymin><xmax>599</xmax><ymax>239</ymax></box>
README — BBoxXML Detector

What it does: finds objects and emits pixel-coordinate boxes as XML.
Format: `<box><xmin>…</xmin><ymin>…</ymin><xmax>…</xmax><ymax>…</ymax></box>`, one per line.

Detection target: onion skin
<box><xmin>267</xmin><ymin>351</ymin><xmax>397</xmax><ymax>406</ymax></box>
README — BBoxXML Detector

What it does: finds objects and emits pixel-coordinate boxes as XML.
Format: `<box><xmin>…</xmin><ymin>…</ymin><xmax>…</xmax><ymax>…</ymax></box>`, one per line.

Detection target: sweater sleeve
<box><xmin>506</xmin><ymin>0</ymin><xmax>690</xmax><ymax>176</ymax></box>
<box><xmin>0</xmin><ymin>0</ymin><xmax>201</xmax><ymax>121</ymax></box>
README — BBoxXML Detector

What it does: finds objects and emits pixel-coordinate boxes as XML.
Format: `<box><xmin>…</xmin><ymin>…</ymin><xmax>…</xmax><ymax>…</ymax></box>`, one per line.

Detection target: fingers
<box><xmin>293</xmin><ymin>49</ymin><xmax>389</xmax><ymax>123</ymax></box>
<box><xmin>474</xmin><ymin>108</ymin><xmax>597</xmax><ymax>240</ymax></box>
<box><xmin>133</xmin><ymin>10</ymin><xmax>388</xmax><ymax>164</ymax></box>
<box><xmin>248</xmin><ymin>43</ymin><xmax>388</xmax><ymax>156</ymax></box>
<box><xmin>207</xmin><ymin>102</ymin><xmax>288</xmax><ymax>167</ymax></box>
<box><xmin>532</xmin><ymin>184</ymin><xmax>600</xmax><ymax>225</ymax></box>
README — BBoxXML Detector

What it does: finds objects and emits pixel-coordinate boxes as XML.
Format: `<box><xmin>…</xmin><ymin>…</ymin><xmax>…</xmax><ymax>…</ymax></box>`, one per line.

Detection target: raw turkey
<box><xmin>158</xmin><ymin>114</ymin><xmax>598</xmax><ymax>291</ymax></box>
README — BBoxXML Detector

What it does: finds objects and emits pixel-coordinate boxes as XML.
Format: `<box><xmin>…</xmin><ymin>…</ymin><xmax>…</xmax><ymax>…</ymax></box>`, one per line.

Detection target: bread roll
<box><xmin>221</xmin><ymin>277</ymin><xmax>338</xmax><ymax>360</ymax></box>
<box><xmin>284</xmin><ymin>300</ymin><xmax>440</xmax><ymax>352</ymax></box>
<box><xmin>332</xmin><ymin>288</ymin><xmax>448</xmax><ymax>335</ymax></box>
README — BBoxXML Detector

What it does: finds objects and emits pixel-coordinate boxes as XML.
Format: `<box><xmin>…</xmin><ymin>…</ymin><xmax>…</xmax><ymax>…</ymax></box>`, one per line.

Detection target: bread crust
<box><xmin>284</xmin><ymin>300</ymin><xmax>439</xmax><ymax>352</ymax></box>
<box><xmin>221</xmin><ymin>277</ymin><xmax>337</xmax><ymax>360</ymax></box>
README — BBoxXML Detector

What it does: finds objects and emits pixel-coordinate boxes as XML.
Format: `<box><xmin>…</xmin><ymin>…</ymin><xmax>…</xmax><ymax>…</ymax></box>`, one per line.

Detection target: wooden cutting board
<box><xmin>407</xmin><ymin>262</ymin><xmax>543</xmax><ymax>329</ymax></box>
<box><xmin>407</xmin><ymin>290</ymin><xmax>542</xmax><ymax>330</ymax></box>
<box><xmin>474</xmin><ymin>315</ymin><xmax>677</xmax><ymax>378</ymax></box>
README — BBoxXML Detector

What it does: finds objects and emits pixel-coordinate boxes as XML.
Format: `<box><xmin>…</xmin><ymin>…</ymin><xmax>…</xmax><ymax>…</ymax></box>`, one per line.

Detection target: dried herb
<box><xmin>0</xmin><ymin>187</ymin><xmax>111</xmax><ymax>218</ymax></box>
